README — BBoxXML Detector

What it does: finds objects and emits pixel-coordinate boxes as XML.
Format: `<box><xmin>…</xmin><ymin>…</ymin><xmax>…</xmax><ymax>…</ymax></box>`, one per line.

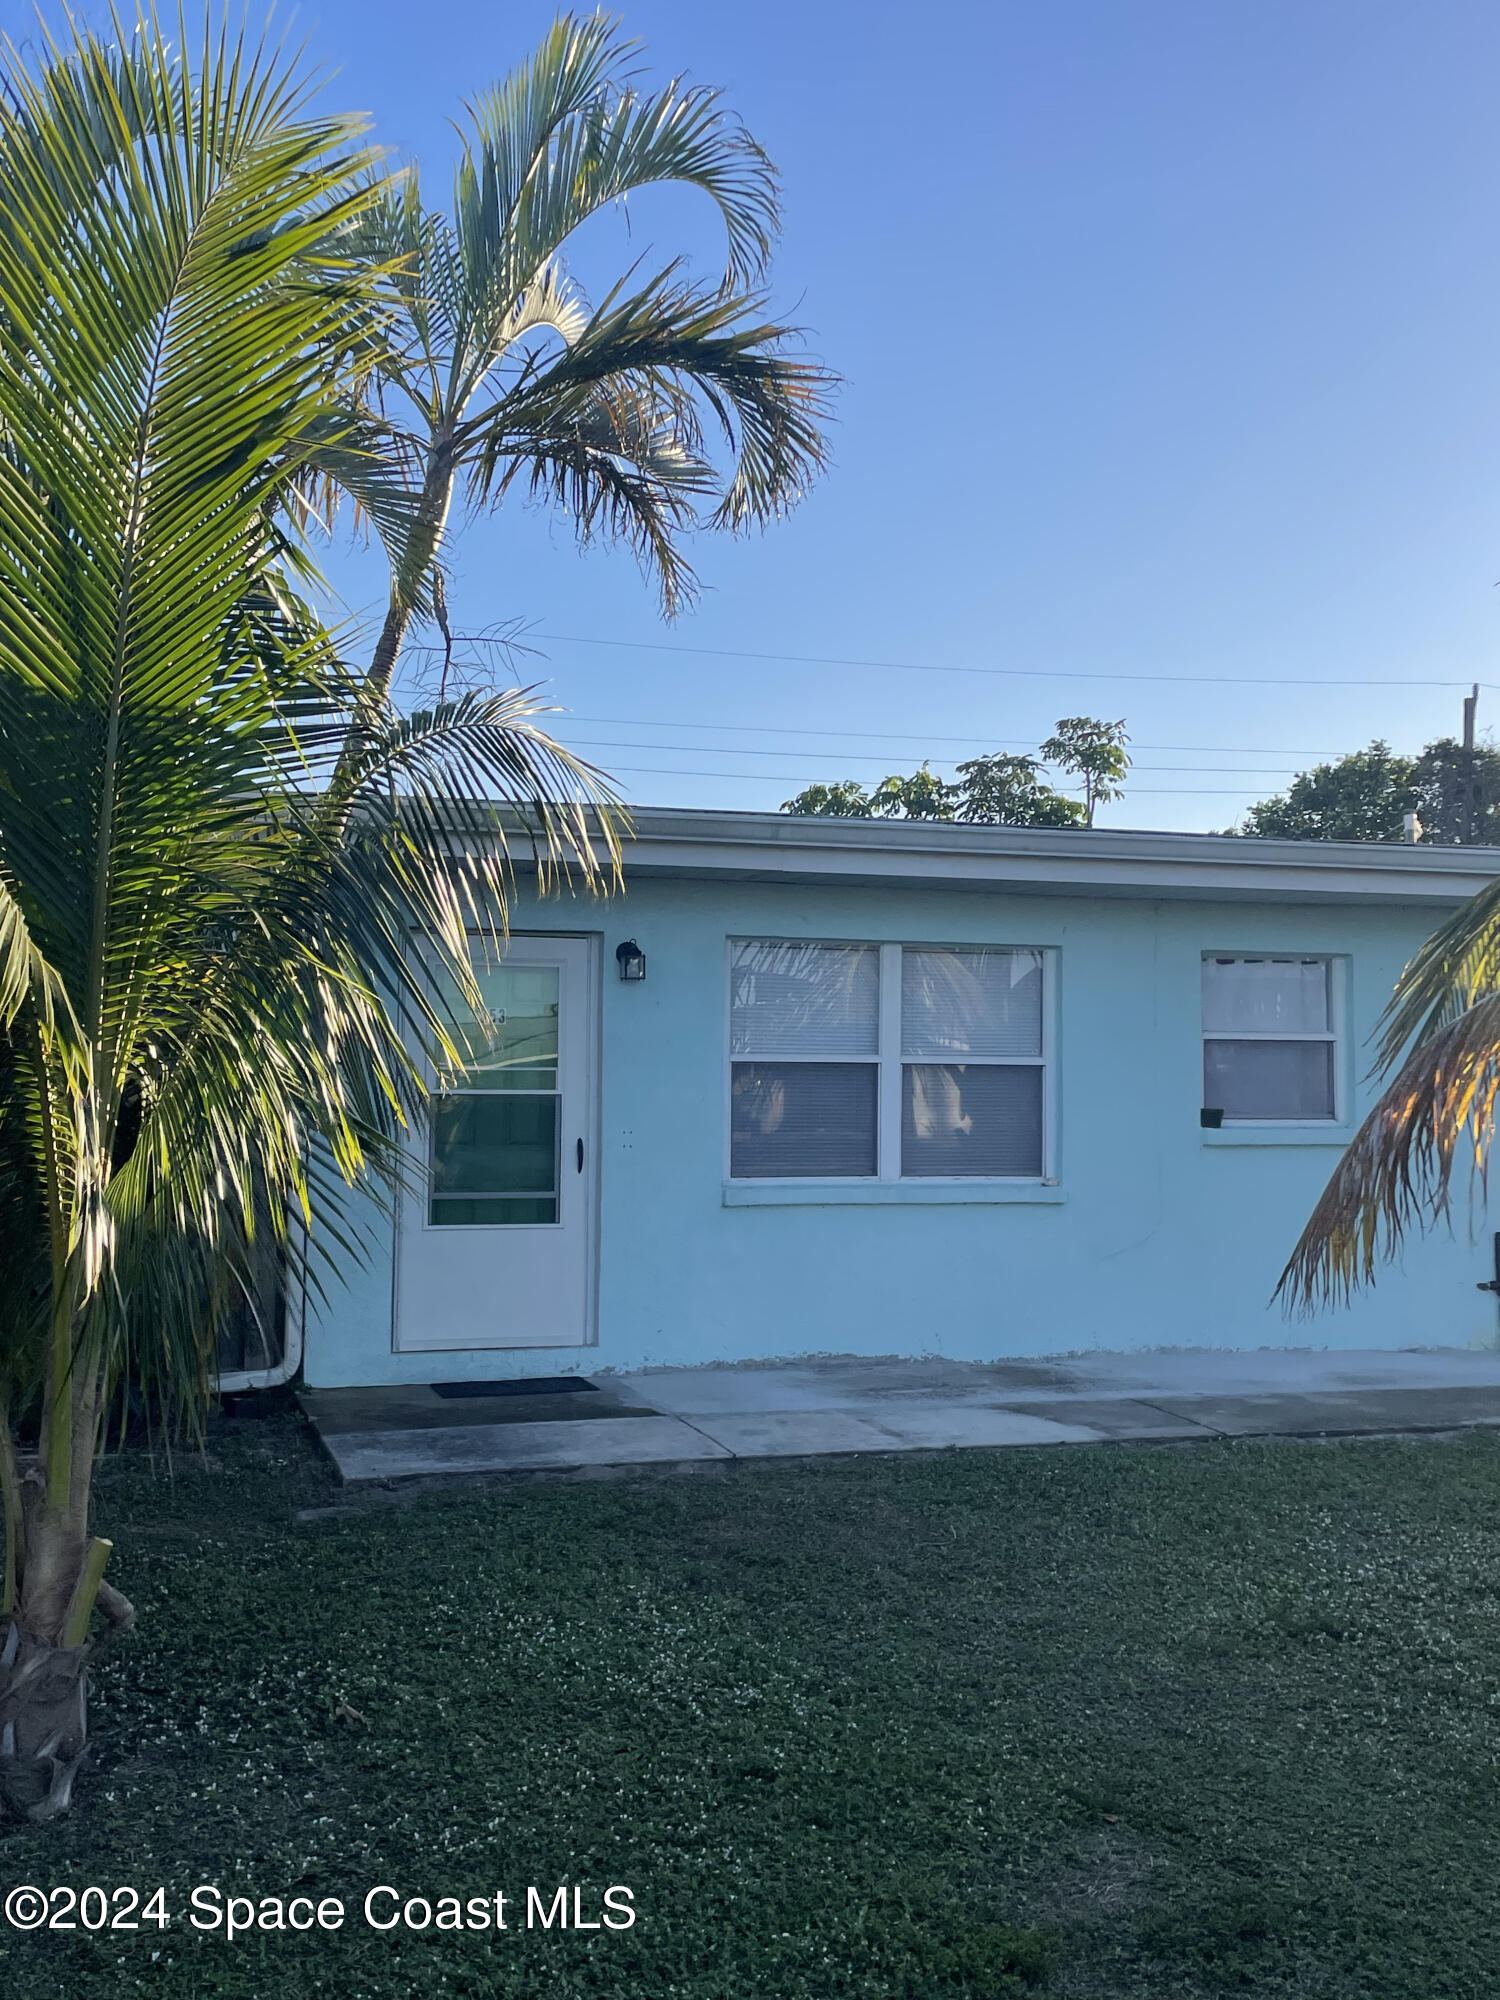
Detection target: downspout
<box><xmin>215</xmin><ymin>1224</ymin><xmax>306</xmax><ymax>1396</ymax></box>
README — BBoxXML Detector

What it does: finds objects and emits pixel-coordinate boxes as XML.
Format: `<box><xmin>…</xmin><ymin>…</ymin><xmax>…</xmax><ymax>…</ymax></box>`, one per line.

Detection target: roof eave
<box><xmin>606</xmin><ymin>806</ymin><xmax>1500</xmax><ymax>905</ymax></box>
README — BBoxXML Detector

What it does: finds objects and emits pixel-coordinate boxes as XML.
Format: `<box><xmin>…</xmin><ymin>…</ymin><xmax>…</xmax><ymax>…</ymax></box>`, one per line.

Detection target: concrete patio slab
<box><xmin>1148</xmin><ymin>1385</ymin><xmax>1500</xmax><ymax>1437</ymax></box>
<box><xmin>299</xmin><ymin>1348</ymin><xmax>1500</xmax><ymax>1483</ymax></box>
<box><xmin>982</xmin><ymin>1348</ymin><xmax>1500</xmax><ymax>1401</ymax></box>
<box><xmin>604</xmin><ymin>1368</ymin><xmax>869</xmax><ymax>1414</ymax></box>
<box><xmin>321</xmin><ymin>1414</ymin><xmax>730</xmax><ymax>1482</ymax></box>
<box><xmin>680</xmin><ymin>1410</ymin><xmax>919</xmax><ymax>1458</ymax></box>
<box><xmin>1001</xmin><ymin>1397</ymin><xmax>1221</xmax><ymax>1440</ymax></box>
<box><xmin>603</xmin><ymin>1349</ymin><xmax>1500</xmax><ymax>1420</ymax></box>
<box><xmin>301</xmin><ymin>1382</ymin><xmax>656</xmax><ymax>1435</ymax></box>
<box><xmin>844</xmin><ymin>1403</ymin><xmax>1102</xmax><ymax>1449</ymax></box>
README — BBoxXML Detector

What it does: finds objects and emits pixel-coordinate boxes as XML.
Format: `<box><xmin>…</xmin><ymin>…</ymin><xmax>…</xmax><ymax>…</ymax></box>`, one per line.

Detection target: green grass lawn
<box><xmin>5</xmin><ymin>1409</ymin><xmax>1500</xmax><ymax>1998</ymax></box>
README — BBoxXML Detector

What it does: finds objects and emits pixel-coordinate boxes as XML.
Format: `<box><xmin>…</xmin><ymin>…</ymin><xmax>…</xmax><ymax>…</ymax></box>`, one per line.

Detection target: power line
<box><xmin>531</xmin><ymin>629</ymin><xmax>1495</xmax><ymax>692</ymax></box>
<box><xmin>600</xmin><ymin>762</ymin><xmax>1288</xmax><ymax>797</ymax></box>
<box><xmin>406</xmin><ymin>647</ymin><xmax>1417</xmax><ymax>750</ymax></box>
<box><xmin>559</xmin><ymin>713</ymin><xmax>1348</xmax><ymax>758</ymax></box>
<box><xmin>558</xmin><ymin>732</ymin><xmax>1303</xmax><ymax>776</ymax></box>
<box><xmin>400</xmin><ymin>656</ymin><xmax>1352</xmax><ymax>755</ymax></box>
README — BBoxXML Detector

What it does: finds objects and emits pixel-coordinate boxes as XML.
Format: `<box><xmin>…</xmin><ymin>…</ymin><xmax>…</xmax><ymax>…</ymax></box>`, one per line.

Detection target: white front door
<box><xmin>394</xmin><ymin>935</ymin><xmax>598</xmax><ymax>1351</ymax></box>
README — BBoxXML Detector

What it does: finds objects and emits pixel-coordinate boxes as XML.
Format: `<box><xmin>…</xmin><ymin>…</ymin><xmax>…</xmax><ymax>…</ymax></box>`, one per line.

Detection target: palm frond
<box><xmin>0</xmin><ymin>14</ymin><xmax>394</xmax><ymax>1473</ymax></box>
<box><xmin>1279</xmin><ymin>863</ymin><xmax>1500</xmax><ymax>1306</ymax></box>
<box><xmin>1370</xmin><ymin>875</ymin><xmax>1500</xmax><ymax>1068</ymax></box>
<box><xmin>0</xmin><ymin>870</ymin><xmax>77</xmax><ymax>1049</ymax></box>
<box><xmin>459</xmin><ymin>11</ymin><xmax>778</xmax><ymax>323</ymax></box>
<box><xmin>464</xmin><ymin>268</ymin><xmax>831</xmax><ymax>608</ymax></box>
<box><xmin>283</xmin><ymin>408</ymin><xmax>434</xmax><ymax>603</ymax></box>
<box><xmin>344</xmin><ymin>14</ymin><xmax>831</xmax><ymax>701</ymax></box>
<box><xmin>1278</xmin><ymin>993</ymin><xmax>1500</xmax><ymax>1309</ymax></box>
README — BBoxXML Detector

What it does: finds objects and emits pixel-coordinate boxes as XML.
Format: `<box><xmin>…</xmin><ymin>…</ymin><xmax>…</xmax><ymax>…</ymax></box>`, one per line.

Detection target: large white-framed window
<box><xmin>1201</xmin><ymin>954</ymin><xmax>1343</xmax><ymax>1123</ymax></box>
<box><xmin>728</xmin><ymin>940</ymin><xmax>1053</xmax><ymax>1181</ymax></box>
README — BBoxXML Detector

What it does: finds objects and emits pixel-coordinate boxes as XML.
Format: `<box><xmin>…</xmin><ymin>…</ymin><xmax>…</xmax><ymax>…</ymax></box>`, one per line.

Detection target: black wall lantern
<box><xmin>615</xmin><ymin>939</ymin><xmax>646</xmax><ymax>983</ymax></box>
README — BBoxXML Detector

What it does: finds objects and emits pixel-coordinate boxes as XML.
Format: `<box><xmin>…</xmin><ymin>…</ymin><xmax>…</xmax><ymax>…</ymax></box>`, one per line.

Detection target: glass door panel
<box><xmin>430</xmin><ymin>964</ymin><xmax>561</xmax><ymax>1225</ymax></box>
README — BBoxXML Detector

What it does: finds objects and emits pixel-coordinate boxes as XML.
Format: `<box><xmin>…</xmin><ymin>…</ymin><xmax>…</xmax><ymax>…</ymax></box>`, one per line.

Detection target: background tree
<box><xmin>1411</xmin><ymin>737</ymin><xmax>1500</xmax><ymax>844</ymax></box>
<box><xmin>1039</xmin><ymin>717</ymin><xmax>1130</xmax><ymax>827</ymax></box>
<box><xmin>1235</xmin><ymin>741</ymin><xmax>1417</xmax><ymax>841</ymax></box>
<box><xmin>1232</xmin><ymin>737</ymin><xmax>1500</xmax><ymax>844</ymax></box>
<box><xmin>780</xmin><ymin>720</ymin><xmax>1123</xmax><ymax>826</ymax></box>
<box><xmin>953</xmin><ymin>753</ymin><xmax>1085</xmax><ymax>827</ymax></box>
<box><xmin>0</xmin><ymin>10</ymin><xmax>829</xmax><ymax>1821</ymax></box>
<box><xmin>869</xmin><ymin>764</ymin><xmax>956</xmax><ymax>819</ymax></box>
<box><xmin>779</xmin><ymin>780</ymin><xmax>873</xmax><ymax>816</ymax></box>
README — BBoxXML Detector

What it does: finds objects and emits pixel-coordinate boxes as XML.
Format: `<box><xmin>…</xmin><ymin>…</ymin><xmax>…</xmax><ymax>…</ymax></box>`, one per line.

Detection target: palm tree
<box><xmin>1279</xmin><ymin>887</ymin><xmax>1500</xmax><ymax>1306</ymax></box>
<box><xmin>0</xmin><ymin>11</ymin><xmax>828</xmax><ymax>1821</ymax></box>
<box><xmin>352</xmin><ymin>10</ymin><xmax>832</xmax><ymax>713</ymax></box>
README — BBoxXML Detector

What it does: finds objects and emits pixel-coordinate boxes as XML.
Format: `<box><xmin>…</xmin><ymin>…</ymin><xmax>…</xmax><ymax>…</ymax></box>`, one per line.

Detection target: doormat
<box><xmin>430</xmin><ymin>1377</ymin><xmax>599</xmax><ymax>1400</ymax></box>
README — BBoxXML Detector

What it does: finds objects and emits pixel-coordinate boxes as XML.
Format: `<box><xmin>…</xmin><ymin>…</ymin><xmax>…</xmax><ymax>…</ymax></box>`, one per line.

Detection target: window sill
<box><xmin>722</xmin><ymin>1179</ymin><xmax>1065</xmax><ymax>1207</ymax></box>
<box><xmin>1201</xmin><ymin>1125</ymin><xmax>1354</xmax><ymax>1149</ymax></box>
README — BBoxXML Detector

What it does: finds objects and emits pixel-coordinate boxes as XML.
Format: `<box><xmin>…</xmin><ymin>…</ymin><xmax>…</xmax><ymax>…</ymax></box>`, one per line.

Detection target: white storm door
<box><xmin>394</xmin><ymin>935</ymin><xmax>597</xmax><ymax>1351</ymax></box>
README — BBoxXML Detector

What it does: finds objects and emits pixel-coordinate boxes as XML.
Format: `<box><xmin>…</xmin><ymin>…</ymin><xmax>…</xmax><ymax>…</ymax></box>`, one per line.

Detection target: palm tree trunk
<box><xmin>356</xmin><ymin>433</ymin><xmax>457</xmax><ymax>736</ymax></box>
<box><xmin>0</xmin><ymin>1401</ymin><xmax>101</xmax><ymax>1821</ymax></box>
<box><xmin>0</xmin><ymin>1617</ymin><xmax>91</xmax><ymax>1820</ymax></box>
<box><xmin>0</xmin><ymin>1074</ymin><xmax>118</xmax><ymax>1821</ymax></box>
<box><xmin>0</xmin><ymin>1372</ymin><xmax>135</xmax><ymax>1820</ymax></box>
<box><xmin>0</xmin><ymin>1413</ymin><xmax>20</xmax><ymax>1618</ymax></box>
<box><xmin>316</xmin><ymin>436</ymin><xmax>457</xmax><ymax>869</ymax></box>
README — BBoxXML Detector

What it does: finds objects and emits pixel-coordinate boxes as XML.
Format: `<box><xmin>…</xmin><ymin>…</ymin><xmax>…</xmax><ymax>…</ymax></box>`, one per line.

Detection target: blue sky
<box><xmin>23</xmin><ymin>0</ymin><xmax>1500</xmax><ymax>827</ymax></box>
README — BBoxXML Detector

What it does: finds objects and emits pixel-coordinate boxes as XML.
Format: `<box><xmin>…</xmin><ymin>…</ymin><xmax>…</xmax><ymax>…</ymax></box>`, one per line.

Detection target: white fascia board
<box><xmin>606</xmin><ymin>809</ymin><xmax>1500</xmax><ymax>906</ymax></box>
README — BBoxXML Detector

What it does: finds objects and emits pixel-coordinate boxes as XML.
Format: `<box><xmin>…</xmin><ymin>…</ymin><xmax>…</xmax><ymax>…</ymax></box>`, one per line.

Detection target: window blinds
<box><xmin>730</xmin><ymin>942</ymin><xmax>879</xmax><ymax>1059</ymax></box>
<box><xmin>901</xmin><ymin>947</ymin><xmax>1043</xmax><ymax>1059</ymax></box>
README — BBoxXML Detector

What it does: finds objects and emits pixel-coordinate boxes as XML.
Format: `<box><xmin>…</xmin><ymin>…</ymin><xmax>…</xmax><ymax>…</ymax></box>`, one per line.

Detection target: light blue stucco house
<box><xmin>299</xmin><ymin>809</ymin><xmax>1500</xmax><ymax>1389</ymax></box>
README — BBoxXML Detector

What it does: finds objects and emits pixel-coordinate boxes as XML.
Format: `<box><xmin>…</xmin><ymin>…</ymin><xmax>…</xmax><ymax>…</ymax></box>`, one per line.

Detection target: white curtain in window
<box><xmin>730</xmin><ymin>942</ymin><xmax>879</xmax><ymax>1058</ymax></box>
<box><xmin>1202</xmin><ymin>958</ymin><xmax>1329</xmax><ymax>1034</ymax></box>
<box><xmin>901</xmin><ymin>947</ymin><xmax>1042</xmax><ymax>1060</ymax></box>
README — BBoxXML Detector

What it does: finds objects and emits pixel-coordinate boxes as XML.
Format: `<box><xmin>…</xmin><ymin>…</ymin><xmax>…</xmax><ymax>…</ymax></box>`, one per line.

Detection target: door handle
<box><xmin>576</xmin><ymin>1136</ymin><xmax>584</xmax><ymax>1173</ymax></box>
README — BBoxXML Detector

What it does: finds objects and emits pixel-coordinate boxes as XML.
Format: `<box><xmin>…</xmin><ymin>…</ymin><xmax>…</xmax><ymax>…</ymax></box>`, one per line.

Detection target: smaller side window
<box><xmin>1201</xmin><ymin>956</ymin><xmax>1338</xmax><ymax>1122</ymax></box>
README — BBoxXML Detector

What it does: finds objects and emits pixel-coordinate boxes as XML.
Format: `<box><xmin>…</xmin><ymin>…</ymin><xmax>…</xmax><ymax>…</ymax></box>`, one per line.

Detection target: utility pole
<box><xmin>1464</xmin><ymin>684</ymin><xmax>1480</xmax><ymax>843</ymax></box>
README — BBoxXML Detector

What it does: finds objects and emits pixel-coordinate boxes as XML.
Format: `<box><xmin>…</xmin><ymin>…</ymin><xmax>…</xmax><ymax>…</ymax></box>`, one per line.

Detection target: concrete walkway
<box><xmin>301</xmin><ymin>1347</ymin><xmax>1500</xmax><ymax>1484</ymax></box>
